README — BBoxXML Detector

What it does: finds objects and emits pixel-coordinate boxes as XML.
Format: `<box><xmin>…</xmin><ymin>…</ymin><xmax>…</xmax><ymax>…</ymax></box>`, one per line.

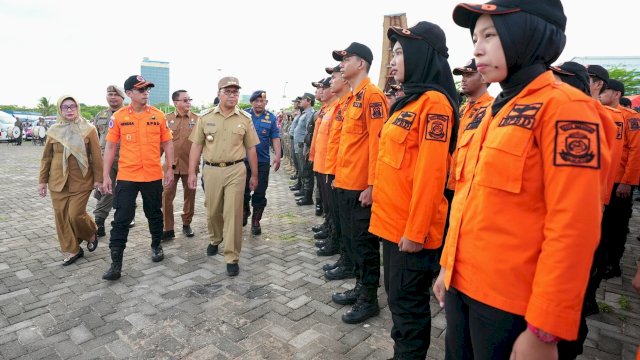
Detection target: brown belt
<box><xmin>204</xmin><ymin>159</ymin><xmax>244</xmax><ymax>167</ymax></box>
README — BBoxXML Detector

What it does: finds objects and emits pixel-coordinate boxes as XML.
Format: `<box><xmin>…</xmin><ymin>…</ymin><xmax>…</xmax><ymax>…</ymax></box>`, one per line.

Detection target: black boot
<box><xmin>322</xmin><ymin>255</ymin><xmax>343</xmax><ymax>271</ymax></box>
<box><xmin>312</xmin><ymin>223</ymin><xmax>327</xmax><ymax>233</ymax></box>
<box><xmin>251</xmin><ymin>207</ymin><xmax>264</xmax><ymax>235</ymax></box>
<box><xmin>341</xmin><ymin>288</ymin><xmax>379</xmax><ymax>324</ymax></box>
<box><xmin>317</xmin><ymin>245</ymin><xmax>340</xmax><ymax>257</ymax></box>
<box><xmin>325</xmin><ymin>264</ymin><xmax>355</xmax><ymax>280</ymax></box>
<box><xmin>102</xmin><ymin>247</ymin><xmax>124</xmax><ymax>280</ymax></box>
<box><xmin>297</xmin><ymin>195</ymin><xmax>313</xmax><ymax>206</ymax></box>
<box><xmin>315</xmin><ymin>239</ymin><xmax>329</xmax><ymax>248</ymax></box>
<box><xmin>315</xmin><ymin>201</ymin><xmax>323</xmax><ymax>216</ymax></box>
<box><xmin>242</xmin><ymin>206</ymin><xmax>251</xmax><ymax>227</ymax></box>
<box><xmin>96</xmin><ymin>218</ymin><xmax>106</xmax><ymax>237</ymax></box>
<box><xmin>332</xmin><ymin>282</ymin><xmax>362</xmax><ymax>305</ymax></box>
<box><xmin>314</xmin><ymin>231</ymin><xmax>328</xmax><ymax>240</ymax></box>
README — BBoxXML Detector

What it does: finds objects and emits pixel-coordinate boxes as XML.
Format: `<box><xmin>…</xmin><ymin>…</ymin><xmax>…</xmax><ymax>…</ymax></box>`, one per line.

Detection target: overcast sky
<box><xmin>1</xmin><ymin>0</ymin><xmax>638</xmax><ymax>111</ymax></box>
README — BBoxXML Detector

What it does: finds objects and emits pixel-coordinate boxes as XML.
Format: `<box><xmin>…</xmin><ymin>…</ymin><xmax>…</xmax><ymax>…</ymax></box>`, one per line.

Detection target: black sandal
<box><xmin>62</xmin><ymin>248</ymin><xmax>84</xmax><ymax>266</ymax></box>
<box><xmin>87</xmin><ymin>233</ymin><xmax>98</xmax><ymax>252</ymax></box>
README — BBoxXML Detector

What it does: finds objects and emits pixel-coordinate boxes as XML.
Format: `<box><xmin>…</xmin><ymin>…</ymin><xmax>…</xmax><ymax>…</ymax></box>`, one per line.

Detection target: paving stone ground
<box><xmin>0</xmin><ymin>143</ymin><xmax>638</xmax><ymax>359</ymax></box>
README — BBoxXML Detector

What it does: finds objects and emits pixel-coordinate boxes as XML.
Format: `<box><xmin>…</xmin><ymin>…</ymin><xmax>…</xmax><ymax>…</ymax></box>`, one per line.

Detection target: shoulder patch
<box><xmin>498</xmin><ymin>103</ymin><xmax>542</xmax><ymax>130</ymax></box>
<box><xmin>108</xmin><ymin>117</ymin><xmax>114</xmax><ymax>128</ymax></box>
<box><xmin>554</xmin><ymin>120</ymin><xmax>600</xmax><ymax>169</ymax></box>
<box><xmin>629</xmin><ymin>117</ymin><xmax>640</xmax><ymax>131</ymax></box>
<box><xmin>615</xmin><ymin>122</ymin><xmax>624</xmax><ymax>140</ymax></box>
<box><xmin>370</xmin><ymin>102</ymin><xmax>384</xmax><ymax>119</ymax></box>
<box><xmin>425</xmin><ymin>114</ymin><xmax>448</xmax><ymax>142</ymax></box>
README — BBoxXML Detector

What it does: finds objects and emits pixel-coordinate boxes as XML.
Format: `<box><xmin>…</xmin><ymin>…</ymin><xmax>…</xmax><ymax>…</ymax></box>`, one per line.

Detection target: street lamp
<box><xmin>282</xmin><ymin>81</ymin><xmax>288</xmax><ymax>98</ymax></box>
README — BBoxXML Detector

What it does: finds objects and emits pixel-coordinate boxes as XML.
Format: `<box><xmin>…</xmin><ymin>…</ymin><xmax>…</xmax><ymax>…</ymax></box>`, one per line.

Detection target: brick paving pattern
<box><xmin>0</xmin><ymin>143</ymin><xmax>638</xmax><ymax>359</ymax></box>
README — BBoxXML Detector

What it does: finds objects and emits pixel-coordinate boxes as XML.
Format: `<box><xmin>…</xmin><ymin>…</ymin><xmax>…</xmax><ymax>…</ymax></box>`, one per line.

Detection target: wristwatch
<box><xmin>527</xmin><ymin>323</ymin><xmax>560</xmax><ymax>343</ymax></box>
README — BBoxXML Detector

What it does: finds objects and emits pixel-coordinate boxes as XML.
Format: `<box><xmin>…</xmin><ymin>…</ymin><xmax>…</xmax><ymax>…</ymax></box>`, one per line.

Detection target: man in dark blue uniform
<box><xmin>243</xmin><ymin>90</ymin><xmax>281</xmax><ymax>235</ymax></box>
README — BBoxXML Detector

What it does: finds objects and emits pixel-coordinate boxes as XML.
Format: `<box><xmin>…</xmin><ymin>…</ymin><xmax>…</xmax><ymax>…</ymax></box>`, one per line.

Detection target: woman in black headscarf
<box><xmin>433</xmin><ymin>1</ymin><xmax>616</xmax><ymax>359</ymax></box>
<box><xmin>369</xmin><ymin>21</ymin><xmax>458</xmax><ymax>359</ymax></box>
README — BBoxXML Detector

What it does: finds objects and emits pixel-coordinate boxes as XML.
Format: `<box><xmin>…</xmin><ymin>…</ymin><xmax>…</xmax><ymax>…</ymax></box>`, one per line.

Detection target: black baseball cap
<box><xmin>301</xmin><ymin>93</ymin><xmax>316</xmax><ymax>102</ymax></box>
<box><xmin>311</xmin><ymin>79</ymin><xmax>325</xmax><ymax>88</ymax></box>
<box><xmin>387</xmin><ymin>21</ymin><xmax>449</xmax><ymax>58</ymax></box>
<box><xmin>549</xmin><ymin>61</ymin><xmax>586</xmax><ymax>76</ymax></box>
<box><xmin>325</xmin><ymin>65</ymin><xmax>341</xmax><ymax>75</ymax></box>
<box><xmin>320</xmin><ymin>78</ymin><xmax>331</xmax><ymax>88</ymax></box>
<box><xmin>587</xmin><ymin>65</ymin><xmax>610</xmax><ymax>83</ymax></box>
<box><xmin>332</xmin><ymin>42</ymin><xmax>373</xmax><ymax>65</ymax></box>
<box><xmin>453</xmin><ymin>58</ymin><xmax>478</xmax><ymax>75</ymax></box>
<box><xmin>291</xmin><ymin>96</ymin><xmax>302</xmax><ymax>104</ymax></box>
<box><xmin>124</xmin><ymin>75</ymin><xmax>155</xmax><ymax>91</ymax></box>
<box><xmin>250</xmin><ymin>90</ymin><xmax>266</xmax><ymax>102</ymax></box>
<box><xmin>607</xmin><ymin>79</ymin><xmax>625</xmax><ymax>95</ymax></box>
<box><xmin>453</xmin><ymin>0</ymin><xmax>567</xmax><ymax>32</ymax></box>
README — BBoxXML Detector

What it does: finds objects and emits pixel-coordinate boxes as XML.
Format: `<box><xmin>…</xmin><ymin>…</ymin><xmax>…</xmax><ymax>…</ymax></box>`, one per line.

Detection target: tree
<box><xmin>37</xmin><ymin>97</ymin><xmax>55</xmax><ymax>116</ymax></box>
<box><xmin>606</xmin><ymin>66</ymin><xmax>640</xmax><ymax>95</ymax></box>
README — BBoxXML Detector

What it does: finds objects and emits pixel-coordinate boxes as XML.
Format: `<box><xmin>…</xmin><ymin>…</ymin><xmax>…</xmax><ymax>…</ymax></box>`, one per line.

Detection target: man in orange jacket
<box><xmin>331</xmin><ymin>42</ymin><xmax>389</xmax><ymax>324</ymax></box>
<box><xmin>322</xmin><ymin>65</ymin><xmax>357</xmax><ymax>280</ymax></box>
<box><xmin>599</xmin><ymin>79</ymin><xmax>640</xmax><ymax>279</ymax></box>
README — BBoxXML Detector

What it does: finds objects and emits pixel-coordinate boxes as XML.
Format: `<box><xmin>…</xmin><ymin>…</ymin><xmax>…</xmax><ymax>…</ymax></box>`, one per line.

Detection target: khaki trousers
<box><xmin>50</xmin><ymin>188</ymin><xmax>97</xmax><ymax>253</ymax></box>
<box><xmin>203</xmin><ymin>162</ymin><xmax>246</xmax><ymax>263</ymax></box>
<box><xmin>162</xmin><ymin>173</ymin><xmax>196</xmax><ymax>231</ymax></box>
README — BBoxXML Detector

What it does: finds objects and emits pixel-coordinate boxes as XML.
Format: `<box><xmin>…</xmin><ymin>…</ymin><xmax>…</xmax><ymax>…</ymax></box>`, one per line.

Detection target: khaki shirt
<box><xmin>94</xmin><ymin>107</ymin><xmax>122</xmax><ymax>160</ymax></box>
<box><xmin>189</xmin><ymin>106</ymin><xmax>260</xmax><ymax>163</ymax></box>
<box><xmin>166</xmin><ymin>110</ymin><xmax>199</xmax><ymax>174</ymax></box>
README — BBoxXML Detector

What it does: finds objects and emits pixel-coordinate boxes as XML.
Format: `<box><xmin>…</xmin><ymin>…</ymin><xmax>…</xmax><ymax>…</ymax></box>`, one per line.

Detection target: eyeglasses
<box><xmin>222</xmin><ymin>89</ymin><xmax>240</xmax><ymax>96</ymax></box>
<box><xmin>176</xmin><ymin>98</ymin><xmax>193</xmax><ymax>102</ymax></box>
<box><xmin>134</xmin><ymin>87</ymin><xmax>151</xmax><ymax>93</ymax></box>
<box><xmin>61</xmin><ymin>104</ymin><xmax>77</xmax><ymax>111</ymax></box>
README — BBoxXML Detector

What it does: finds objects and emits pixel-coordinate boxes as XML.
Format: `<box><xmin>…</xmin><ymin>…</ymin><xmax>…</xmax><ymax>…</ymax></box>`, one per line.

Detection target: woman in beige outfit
<box><xmin>38</xmin><ymin>95</ymin><xmax>103</xmax><ymax>265</ymax></box>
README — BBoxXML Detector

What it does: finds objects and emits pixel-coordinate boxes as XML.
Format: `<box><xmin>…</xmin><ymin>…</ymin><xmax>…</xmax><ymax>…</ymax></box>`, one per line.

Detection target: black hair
<box><xmin>172</xmin><ymin>90</ymin><xmax>187</xmax><ymax>101</ymax></box>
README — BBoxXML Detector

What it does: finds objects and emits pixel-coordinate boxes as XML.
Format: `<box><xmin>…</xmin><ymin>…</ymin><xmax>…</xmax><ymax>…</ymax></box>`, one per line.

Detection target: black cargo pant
<box><xmin>601</xmin><ymin>183</ymin><xmax>633</xmax><ymax>269</ymax></box>
<box><xmin>444</xmin><ymin>287</ymin><xmax>526</xmax><ymax>360</ymax></box>
<box><xmin>336</xmin><ymin>188</ymin><xmax>379</xmax><ymax>297</ymax></box>
<box><xmin>244</xmin><ymin>162</ymin><xmax>270</xmax><ymax>209</ymax></box>
<box><xmin>383</xmin><ymin>239</ymin><xmax>438</xmax><ymax>359</ymax></box>
<box><xmin>109</xmin><ymin>180</ymin><xmax>163</xmax><ymax>250</ymax></box>
<box><xmin>328</xmin><ymin>175</ymin><xmax>352</xmax><ymax>265</ymax></box>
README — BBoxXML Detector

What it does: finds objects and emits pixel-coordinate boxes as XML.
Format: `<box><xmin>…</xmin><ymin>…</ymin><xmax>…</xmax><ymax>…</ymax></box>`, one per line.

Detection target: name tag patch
<box><xmin>465</xmin><ymin>107</ymin><xmax>487</xmax><ymax>131</ymax></box>
<box><xmin>498</xmin><ymin>103</ymin><xmax>542</xmax><ymax>130</ymax></box>
<box><xmin>392</xmin><ymin>111</ymin><xmax>415</xmax><ymax>130</ymax></box>
<box><xmin>554</xmin><ymin>120</ymin><xmax>600</xmax><ymax>169</ymax></box>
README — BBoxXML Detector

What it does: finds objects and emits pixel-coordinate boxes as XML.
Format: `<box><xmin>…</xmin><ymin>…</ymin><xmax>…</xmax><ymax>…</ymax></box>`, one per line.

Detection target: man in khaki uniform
<box><xmin>162</xmin><ymin>90</ymin><xmax>199</xmax><ymax>240</ymax></box>
<box><xmin>188</xmin><ymin>76</ymin><xmax>260</xmax><ymax>276</ymax></box>
<box><xmin>93</xmin><ymin>85</ymin><xmax>135</xmax><ymax>236</ymax></box>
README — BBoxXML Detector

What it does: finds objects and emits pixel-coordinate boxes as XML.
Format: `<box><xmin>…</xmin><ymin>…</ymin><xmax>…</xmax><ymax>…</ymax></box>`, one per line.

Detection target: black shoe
<box><xmin>62</xmin><ymin>248</ymin><xmax>84</xmax><ymax>266</ymax></box>
<box><xmin>207</xmin><ymin>243</ymin><xmax>218</xmax><ymax>256</ymax></box>
<box><xmin>102</xmin><ymin>248</ymin><xmax>123</xmax><ymax>281</ymax></box>
<box><xmin>342</xmin><ymin>299</ymin><xmax>380</xmax><ymax>324</ymax></box>
<box><xmin>325</xmin><ymin>266</ymin><xmax>355</xmax><ymax>281</ymax></box>
<box><xmin>312</xmin><ymin>224</ymin><xmax>327</xmax><ymax>233</ymax></box>
<box><xmin>314</xmin><ymin>231</ymin><xmax>328</xmax><ymax>240</ymax></box>
<box><xmin>151</xmin><ymin>247</ymin><xmax>164</xmax><ymax>262</ymax></box>
<box><xmin>227</xmin><ymin>263</ymin><xmax>239</xmax><ymax>276</ymax></box>
<box><xmin>182</xmin><ymin>225</ymin><xmax>195</xmax><ymax>237</ymax></box>
<box><xmin>242</xmin><ymin>207</ymin><xmax>251</xmax><ymax>227</ymax></box>
<box><xmin>96</xmin><ymin>225</ymin><xmax>106</xmax><ymax>237</ymax></box>
<box><xmin>129</xmin><ymin>219</ymin><xmax>136</xmax><ymax>228</ymax></box>
<box><xmin>317</xmin><ymin>246</ymin><xmax>340</xmax><ymax>257</ymax></box>
<box><xmin>162</xmin><ymin>230</ymin><xmax>175</xmax><ymax>241</ymax></box>
<box><xmin>332</xmin><ymin>283</ymin><xmax>362</xmax><ymax>305</ymax></box>
<box><xmin>251</xmin><ymin>224</ymin><xmax>262</xmax><ymax>235</ymax></box>
<box><xmin>315</xmin><ymin>240</ymin><xmax>329</xmax><ymax>248</ymax></box>
<box><xmin>289</xmin><ymin>185</ymin><xmax>301</xmax><ymax>191</ymax></box>
<box><xmin>584</xmin><ymin>300</ymin><xmax>600</xmax><ymax>317</ymax></box>
<box><xmin>322</xmin><ymin>257</ymin><xmax>343</xmax><ymax>271</ymax></box>
<box><xmin>293</xmin><ymin>190</ymin><xmax>305</xmax><ymax>197</ymax></box>
<box><xmin>297</xmin><ymin>198</ymin><xmax>314</xmax><ymax>206</ymax></box>
<box><xmin>602</xmin><ymin>264</ymin><xmax>622</xmax><ymax>280</ymax></box>
<box><xmin>289</xmin><ymin>175</ymin><xmax>298</xmax><ymax>181</ymax></box>
<box><xmin>315</xmin><ymin>204</ymin><xmax>323</xmax><ymax>216</ymax></box>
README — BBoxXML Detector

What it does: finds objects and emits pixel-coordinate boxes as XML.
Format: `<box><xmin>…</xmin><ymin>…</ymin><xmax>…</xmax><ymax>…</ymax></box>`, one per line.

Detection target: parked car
<box><xmin>0</xmin><ymin>111</ymin><xmax>17</xmax><ymax>142</ymax></box>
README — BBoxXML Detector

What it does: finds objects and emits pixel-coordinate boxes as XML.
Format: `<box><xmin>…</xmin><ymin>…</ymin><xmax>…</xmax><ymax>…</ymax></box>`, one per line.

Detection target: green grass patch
<box><xmin>279</xmin><ymin>234</ymin><xmax>297</xmax><ymax>241</ymax></box>
<box><xmin>618</xmin><ymin>295</ymin><xmax>632</xmax><ymax>311</ymax></box>
<box><xmin>598</xmin><ymin>301</ymin><xmax>614</xmax><ymax>314</ymax></box>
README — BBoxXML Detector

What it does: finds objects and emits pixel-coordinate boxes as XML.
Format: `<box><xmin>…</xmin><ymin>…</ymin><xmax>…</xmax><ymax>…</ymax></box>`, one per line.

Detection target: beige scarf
<box><xmin>46</xmin><ymin>95</ymin><xmax>93</xmax><ymax>178</ymax></box>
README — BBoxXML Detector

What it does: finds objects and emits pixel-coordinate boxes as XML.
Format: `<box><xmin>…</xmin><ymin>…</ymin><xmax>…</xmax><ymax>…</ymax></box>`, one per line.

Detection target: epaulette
<box><xmin>240</xmin><ymin>109</ymin><xmax>252</xmax><ymax>119</ymax></box>
<box><xmin>199</xmin><ymin>107</ymin><xmax>215</xmax><ymax>117</ymax></box>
